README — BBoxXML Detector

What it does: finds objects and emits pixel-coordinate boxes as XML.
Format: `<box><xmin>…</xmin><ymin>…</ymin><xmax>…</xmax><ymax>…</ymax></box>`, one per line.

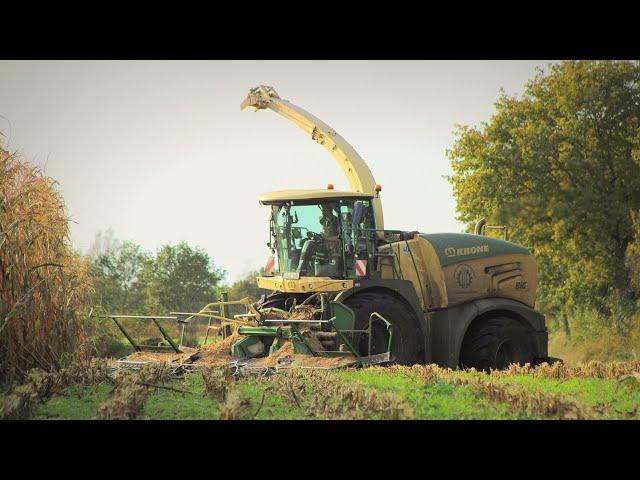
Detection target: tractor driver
<box><xmin>319</xmin><ymin>203</ymin><xmax>340</xmax><ymax>240</ymax></box>
<box><xmin>296</xmin><ymin>203</ymin><xmax>342</xmax><ymax>275</ymax></box>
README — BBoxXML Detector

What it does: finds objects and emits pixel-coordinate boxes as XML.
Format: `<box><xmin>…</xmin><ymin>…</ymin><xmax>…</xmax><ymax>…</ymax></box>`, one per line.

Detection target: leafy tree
<box><xmin>225</xmin><ymin>270</ymin><xmax>269</xmax><ymax>303</ymax></box>
<box><xmin>625</xmin><ymin>212</ymin><xmax>640</xmax><ymax>296</ymax></box>
<box><xmin>88</xmin><ymin>237</ymin><xmax>152</xmax><ymax>356</ymax></box>
<box><xmin>88</xmin><ymin>236</ymin><xmax>227</xmax><ymax>352</ymax></box>
<box><xmin>91</xmin><ymin>240</ymin><xmax>151</xmax><ymax>314</ymax></box>
<box><xmin>447</xmin><ymin>61</ymin><xmax>640</xmax><ymax>330</ymax></box>
<box><xmin>142</xmin><ymin>242</ymin><xmax>226</xmax><ymax>314</ymax></box>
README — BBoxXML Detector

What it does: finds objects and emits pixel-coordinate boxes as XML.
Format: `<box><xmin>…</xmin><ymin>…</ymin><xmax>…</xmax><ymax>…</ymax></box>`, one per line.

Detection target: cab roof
<box><xmin>258</xmin><ymin>189</ymin><xmax>374</xmax><ymax>204</ymax></box>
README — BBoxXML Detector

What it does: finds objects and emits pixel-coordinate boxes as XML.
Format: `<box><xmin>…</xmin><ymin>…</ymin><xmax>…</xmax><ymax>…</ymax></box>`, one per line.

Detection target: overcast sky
<box><xmin>0</xmin><ymin>60</ymin><xmax>555</xmax><ymax>282</ymax></box>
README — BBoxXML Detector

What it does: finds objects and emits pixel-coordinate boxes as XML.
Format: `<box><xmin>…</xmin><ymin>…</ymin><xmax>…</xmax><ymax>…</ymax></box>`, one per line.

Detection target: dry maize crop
<box><xmin>0</xmin><ymin>145</ymin><xmax>92</xmax><ymax>386</ymax></box>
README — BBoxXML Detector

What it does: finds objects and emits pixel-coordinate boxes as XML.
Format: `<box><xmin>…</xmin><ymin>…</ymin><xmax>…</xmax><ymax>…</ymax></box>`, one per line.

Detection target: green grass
<box><xmin>142</xmin><ymin>375</ymin><xmax>308</xmax><ymax>420</ymax></box>
<box><xmin>236</xmin><ymin>380</ymin><xmax>309</xmax><ymax>420</ymax></box>
<box><xmin>31</xmin><ymin>373</ymin><xmax>309</xmax><ymax>420</ymax></box>
<box><xmin>336</xmin><ymin>368</ymin><xmax>535</xmax><ymax>419</ymax></box>
<box><xmin>492</xmin><ymin>375</ymin><xmax>640</xmax><ymax>418</ymax></box>
<box><xmin>142</xmin><ymin>375</ymin><xmax>219</xmax><ymax>420</ymax></box>
<box><xmin>19</xmin><ymin>366</ymin><xmax>640</xmax><ymax>420</ymax></box>
<box><xmin>33</xmin><ymin>385</ymin><xmax>114</xmax><ymax>420</ymax></box>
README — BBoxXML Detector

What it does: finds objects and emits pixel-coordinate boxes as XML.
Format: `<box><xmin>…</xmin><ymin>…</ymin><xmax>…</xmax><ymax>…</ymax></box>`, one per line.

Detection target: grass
<box><xmin>8</xmin><ymin>357</ymin><xmax>637</xmax><ymax>421</ymax></box>
<box><xmin>336</xmin><ymin>368</ymin><xmax>532</xmax><ymax>419</ymax></box>
<box><xmin>33</xmin><ymin>385</ymin><xmax>113</xmax><ymax>420</ymax></box>
<box><xmin>21</xmin><ymin>361</ymin><xmax>640</xmax><ymax>420</ymax></box>
<box><xmin>492</xmin><ymin>375</ymin><xmax>640</xmax><ymax>418</ymax></box>
<box><xmin>31</xmin><ymin>370</ymin><xmax>309</xmax><ymax>420</ymax></box>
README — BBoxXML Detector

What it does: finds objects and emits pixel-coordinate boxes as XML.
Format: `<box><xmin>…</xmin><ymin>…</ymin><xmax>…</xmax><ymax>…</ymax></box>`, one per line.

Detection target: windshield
<box><xmin>269</xmin><ymin>198</ymin><xmax>375</xmax><ymax>278</ymax></box>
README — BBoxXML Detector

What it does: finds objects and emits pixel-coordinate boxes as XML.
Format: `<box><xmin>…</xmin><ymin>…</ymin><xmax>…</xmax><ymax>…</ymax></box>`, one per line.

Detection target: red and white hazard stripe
<box><xmin>355</xmin><ymin>259</ymin><xmax>367</xmax><ymax>277</ymax></box>
<box><xmin>264</xmin><ymin>255</ymin><xmax>276</xmax><ymax>274</ymax></box>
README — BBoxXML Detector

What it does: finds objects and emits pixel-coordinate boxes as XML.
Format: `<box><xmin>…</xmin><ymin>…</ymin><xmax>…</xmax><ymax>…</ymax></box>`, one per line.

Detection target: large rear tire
<box><xmin>342</xmin><ymin>291</ymin><xmax>422</xmax><ymax>365</ymax></box>
<box><xmin>460</xmin><ymin>317</ymin><xmax>534</xmax><ymax>371</ymax></box>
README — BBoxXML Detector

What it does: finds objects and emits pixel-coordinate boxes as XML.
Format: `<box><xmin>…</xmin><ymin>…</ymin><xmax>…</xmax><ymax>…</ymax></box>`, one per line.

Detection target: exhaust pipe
<box><xmin>475</xmin><ymin>218</ymin><xmax>487</xmax><ymax>236</ymax></box>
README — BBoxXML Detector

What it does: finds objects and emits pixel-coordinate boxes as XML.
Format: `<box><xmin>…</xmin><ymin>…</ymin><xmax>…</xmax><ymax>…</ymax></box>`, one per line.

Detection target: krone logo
<box><xmin>444</xmin><ymin>244</ymin><xmax>489</xmax><ymax>258</ymax></box>
<box><xmin>454</xmin><ymin>264</ymin><xmax>474</xmax><ymax>289</ymax></box>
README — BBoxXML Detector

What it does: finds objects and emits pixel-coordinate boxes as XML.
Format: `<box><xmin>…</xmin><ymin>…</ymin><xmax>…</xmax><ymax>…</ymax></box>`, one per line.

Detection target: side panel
<box><xmin>377</xmin><ymin>238</ymin><xmax>448</xmax><ymax>310</ymax></box>
<box><xmin>429</xmin><ymin>297</ymin><xmax>548</xmax><ymax>368</ymax></box>
<box><xmin>441</xmin><ymin>253</ymin><xmax>537</xmax><ymax>308</ymax></box>
<box><xmin>377</xmin><ymin>235</ymin><xmax>537</xmax><ymax>310</ymax></box>
<box><xmin>421</xmin><ymin>233</ymin><xmax>538</xmax><ymax>309</ymax></box>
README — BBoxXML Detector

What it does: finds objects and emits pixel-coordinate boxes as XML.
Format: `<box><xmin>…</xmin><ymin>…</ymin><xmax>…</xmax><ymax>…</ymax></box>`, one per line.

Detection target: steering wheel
<box><xmin>306</xmin><ymin>231</ymin><xmax>323</xmax><ymax>241</ymax></box>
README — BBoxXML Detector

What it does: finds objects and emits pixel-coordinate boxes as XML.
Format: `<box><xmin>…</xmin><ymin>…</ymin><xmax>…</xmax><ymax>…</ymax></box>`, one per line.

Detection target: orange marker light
<box><xmin>375</xmin><ymin>184</ymin><xmax>382</xmax><ymax>192</ymax></box>
<box><xmin>327</xmin><ymin>183</ymin><xmax>334</xmax><ymax>190</ymax></box>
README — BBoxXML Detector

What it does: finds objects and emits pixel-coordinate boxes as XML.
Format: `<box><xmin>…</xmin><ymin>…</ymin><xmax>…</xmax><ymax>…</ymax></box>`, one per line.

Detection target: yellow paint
<box><xmin>378</xmin><ymin>238</ymin><xmax>448</xmax><ymax>310</ymax></box>
<box><xmin>241</xmin><ymin>86</ymin><xmax>539</xmax><ymax>311</ymax></box>
<box><xmin>259</xmin><ymin>189</ymin><xmax>373</xmax><ymax>204</ymax></box>
<box><xmin>184</xmin><ymin>297</ymin><xmax>261</xmax><ymax>326</ymax></box>
<box><xmin>256</xmin><ymin>275</ymin><xmax>353</xmax><ymax>293</ymax></box>
<box><xmin>377</xmin><ymin>237</ymin><xmax>537</xmax><ymax>309</ymax></box>
<box><xmin>241</xmin><ymin>85</ymin><xmax>384</xmax><ymax>234</ymax></box>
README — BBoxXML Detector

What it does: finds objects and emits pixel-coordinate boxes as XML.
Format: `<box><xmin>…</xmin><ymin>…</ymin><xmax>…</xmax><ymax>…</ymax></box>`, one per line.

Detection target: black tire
<box><xmin>342</xmin><ymin>291</ymin><xmax>422</xmax><ymax>365</ymax></box>
<box><xmin>460</xmin><ymin>317</ymin><xmax>534</xmax><ymax>371</ymax></box>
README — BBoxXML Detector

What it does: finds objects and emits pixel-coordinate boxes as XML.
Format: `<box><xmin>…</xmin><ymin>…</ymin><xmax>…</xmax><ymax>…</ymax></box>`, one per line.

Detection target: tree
<box><xmin>447</xmin><ymin>61</ymin><xmax>640</xmax><ymax>327</ymax></box>
<box><xmin>142</xmin><ymin>242</ymin><xmax>226</xmax><ymax>313</ymax></box>
<box><xmin>88</xmin><ymin>237</ymin><xmax>226</xmax><ymax>353</ymax></box>
<box><xmin>225</xmin><ymin>270</ymin><xmax>269</xmax><ymax>303</ymax></box>
<box><xmin>91</xmin><ymin>240</ymin><xmax>151</xmax><ymax>314</ymax></box>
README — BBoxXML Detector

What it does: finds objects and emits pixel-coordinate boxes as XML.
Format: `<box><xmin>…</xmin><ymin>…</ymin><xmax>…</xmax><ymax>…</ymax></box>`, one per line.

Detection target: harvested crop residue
<box><xmin>119</xmin><ymin>332</ymin><xmax>241</xmax><ymax>367</ymax></box>
<box><xmin>250</xmin><ymin>341</ymin><xmax>296</xmax><ymax>366</ymax></box>
<box><xmin>117</xmin><ymin>328</ymin><xmax>354</xmax><ymax>370</ymax></box>
<box><xmin>288</xmin><ymin>304</ymin><xmax>319</xmax><ymax>320</ymax></box>
<box><xmin>260</xmin><ymin>308</ymin><xmax>290</xmax><ymax>320</ymax></box>
<box><xmin>271</xmin><ymin>340</ymin><xmax>297</xmax><ymax>359</ymax></box>
<box><xmin>191</xmin><ymin>331</ymin><xmax>241</xmax><ymax>365</ymax></box>
<box><xmin>125</xmin><ymin>347</ymin><xmax>198</xmax><ymax>364</ymax></box>
<box><xmin>248</xmin><ymin>340</ymin><xmax>355</xmax><ymax>369</ymax></box>
<box><xmin>292</xmin><ymin>354</ymin><xmax>356</xmax><ymax>368</ymax></box>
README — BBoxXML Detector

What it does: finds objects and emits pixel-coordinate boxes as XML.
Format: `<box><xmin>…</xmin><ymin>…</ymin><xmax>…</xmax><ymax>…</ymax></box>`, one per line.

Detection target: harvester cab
<box><xmin>259</xmin><ymin>191</ymin><xmax>380</xmax><ymax>280</ymax></box>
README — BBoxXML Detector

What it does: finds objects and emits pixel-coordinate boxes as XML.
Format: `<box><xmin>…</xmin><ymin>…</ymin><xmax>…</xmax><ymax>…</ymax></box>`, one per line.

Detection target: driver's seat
<box><xmin>296</xmin><ymin>237</ymin><xmax>317</xmax><ymax>274</ymax></box>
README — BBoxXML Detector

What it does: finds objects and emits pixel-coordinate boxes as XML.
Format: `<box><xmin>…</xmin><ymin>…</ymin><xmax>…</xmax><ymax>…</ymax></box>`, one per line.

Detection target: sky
<box><xmin>0</xmin><ymin>60</ymin><xmax>555</xmax><ymax>282</ymax></box>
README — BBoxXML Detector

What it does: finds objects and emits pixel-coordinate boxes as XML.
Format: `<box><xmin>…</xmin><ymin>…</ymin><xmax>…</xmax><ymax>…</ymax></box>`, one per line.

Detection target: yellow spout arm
<box><xmin>241</xmin><ymin>85</ymin><xmax>384</xmax><ymax>231</ymax></box>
